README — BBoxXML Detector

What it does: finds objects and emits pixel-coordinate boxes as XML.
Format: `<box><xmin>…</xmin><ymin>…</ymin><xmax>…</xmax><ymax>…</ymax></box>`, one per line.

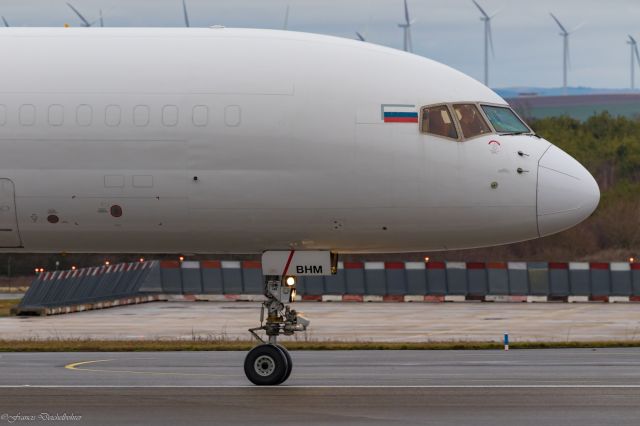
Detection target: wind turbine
<box><xmin>1</xmin><ymin>16</ymin><xmax>9</xmax><ymax>27</ymax></box>
<box><xmin>397</xmin><ymin>0</ymin><xmax>414</xmax><ymax>52</ymax></box>
<box><xmin>472</xmin><ymin>0</ymin><xmax>498</xmax><ymax>87</ymax></box>
<box><xmin>627</xmin><ymin>35</ymin><xmax>640</xmax><ymax>90</ymax></box>
<box><xmin>283</xmin><ymin>4</ymin><xmax>289</xmax><ymax>30</ymax></box>
<box><xmin>355</xmin><ymin>32</ymin><xmax>366</xmax><ymax>41</ymax></box>
<box><xmin>66</xmin><ymin>3</ymin><xmax>104</xmax><ymax>27</ymax></box>
<box><xmin>550</xmin><ymin>13</ymin><xmax>584</xmax><ymax>95</ymax></box>
<box><xmin>182</xmin><ymin>0</ymin><xmax>190</xmax><ymax>27</ymax></box>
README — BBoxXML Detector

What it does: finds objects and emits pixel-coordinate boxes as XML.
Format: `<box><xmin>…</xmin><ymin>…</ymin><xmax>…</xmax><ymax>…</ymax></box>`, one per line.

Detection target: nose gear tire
<box><xmin>244</xmin><ymin>344</ymin><xmax>289</xmax><ymax>386</ymax></box>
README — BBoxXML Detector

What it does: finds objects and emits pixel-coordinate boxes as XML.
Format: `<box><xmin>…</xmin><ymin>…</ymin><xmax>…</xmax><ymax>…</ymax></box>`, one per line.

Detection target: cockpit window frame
<box><xmin>418</xmin><ymin>103</ymin><xmax>461</xmax><ymax>142</ymax></box>
<box><xmin>419</xmin><ymin>101</ymin><xmax>534</xmax><ymax>141</ymax></box>
<box><xmin>479</xmin><ymin>102</ymin><xmax>534</xmax><ymax>135</ymax></box>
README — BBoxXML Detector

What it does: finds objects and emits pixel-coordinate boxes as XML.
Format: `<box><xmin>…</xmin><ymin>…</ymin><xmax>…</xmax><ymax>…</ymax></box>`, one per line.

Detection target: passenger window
<box><xmin>76</xmin><ymin>104</ymin><xmax>93</xmax><ymax>127</ymax></box>
<box><xmin>133</xmin><ymin>105</ymin><xmax>150</xmax><ymax>127</ymax></box>
<box><xmin>421</xmin><ymin>105</ymin><xmax>458</xmax><ymax>139</ymax></box>
<box><xmin>48</xmin><ymin>105</ymin><xmax>64</xmax><ymax>126</ymax></box>
<box><xmin>162</xmin><ymin>105</ymin><xmax>179</xmax><ymax>127</ymax></box>
<box><xmin>453</xmin><ymin>104</ymin><xmax>491</xmax><ymax>139</ymax></box>
<box><xmin>19</xmin><ymin>104</ymin><xmax>36</xmax><ymax>126</ymax></box>
<box><xmin>105</xmin><ymin>105</ymin><xmax>121</xmax><ymax>127</ymax></box>
<box><xmin>192</xmin><ymin>105</ymin><xmax>209</xmax><ymax>127</ymax></box>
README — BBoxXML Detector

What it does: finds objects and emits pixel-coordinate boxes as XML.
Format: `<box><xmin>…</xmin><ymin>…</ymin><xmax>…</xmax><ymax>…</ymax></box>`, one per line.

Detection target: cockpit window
<box><xmin>453</xmin><ymin>104</ymin><xmax>491</xmax><ymax>139</ymax></box>
<box><xmin>420</xmin><ymin>105</ymin><xmax>458</xmax><ymax>139</ymax></box>
<box><xmin>481</xmin><ymin>105</ymin><xmax>530</xmax><ymax>134</ymax></box>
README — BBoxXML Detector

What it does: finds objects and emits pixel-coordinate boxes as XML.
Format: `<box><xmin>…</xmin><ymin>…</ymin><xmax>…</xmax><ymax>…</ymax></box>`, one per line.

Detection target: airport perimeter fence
<box><xmin>17</xmin><ymin>259</ymin><xmax>640</xmax><ymax>315</ymax></box>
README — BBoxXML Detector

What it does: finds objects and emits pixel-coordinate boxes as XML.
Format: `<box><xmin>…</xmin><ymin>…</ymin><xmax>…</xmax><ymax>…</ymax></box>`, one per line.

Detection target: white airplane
<box><xmin>0</xmin><ymin>28</ymin><xmax>599</xmax><ymax>385</ymax></box>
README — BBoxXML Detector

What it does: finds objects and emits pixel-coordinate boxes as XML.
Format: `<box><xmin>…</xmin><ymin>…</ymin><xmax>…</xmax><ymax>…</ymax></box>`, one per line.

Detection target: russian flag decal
<box><xmin>382</xmin><ymin>104</ymin><xmax>418</xmax><ymax>123</ymax></box>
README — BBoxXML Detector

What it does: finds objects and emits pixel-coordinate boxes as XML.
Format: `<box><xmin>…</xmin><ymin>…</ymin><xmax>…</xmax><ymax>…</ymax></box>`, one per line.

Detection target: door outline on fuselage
<box><xmin>0</xmin><ymin>179</ymin><xmax>22</xmax><ymax>248</ymax></box>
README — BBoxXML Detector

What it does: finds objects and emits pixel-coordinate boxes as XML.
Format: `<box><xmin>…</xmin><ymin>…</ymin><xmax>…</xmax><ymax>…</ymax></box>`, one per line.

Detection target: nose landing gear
<box><xmin>245</xmin><ymin>275</ymin><xmax>309</xmax><ymax>386</ymax></box>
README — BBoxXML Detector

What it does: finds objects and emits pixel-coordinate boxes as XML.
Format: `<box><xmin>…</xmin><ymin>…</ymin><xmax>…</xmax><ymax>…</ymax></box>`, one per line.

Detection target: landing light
<box><xmin>139</xmin><ymin>258</ymin><xmax>145</xmax><ymax>263</ymax></box>
<box><xmin>179</xmin><ymin>256</ymin><xmax>185</xmax><ymax>262</ymax></box>
<box><xmin>285</xmin><ymin>276</ymin><xmax>296</xmax><ymax>286</ymax></box>
<box><xmin>631</xmin><ymin>257</ymin><xmax>636</xmax><ymax>263</ymax></box>
<box><xmin>105</xmin><ymin>261</ymin><xmax>110</xmax><ymax>266</ymax></box>
<box><xmin>71</xmin><ymin>266</ymin><xmax>76</xmax><ymax>271</ymax></box>
<box><xmin>424</xmin><ymin>257</ymin><xmax>430</xmax><ymax>263</ymax></box>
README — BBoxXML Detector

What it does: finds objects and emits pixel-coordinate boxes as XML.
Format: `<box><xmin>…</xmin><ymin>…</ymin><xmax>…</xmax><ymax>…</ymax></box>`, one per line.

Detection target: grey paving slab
<box><xmin>1</xmin><ymin>301</ymin><xmax>640</xmax><ymax>343</ymax></box>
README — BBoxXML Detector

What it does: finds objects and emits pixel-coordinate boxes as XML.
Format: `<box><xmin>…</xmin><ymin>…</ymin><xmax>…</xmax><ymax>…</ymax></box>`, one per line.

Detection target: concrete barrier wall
<box><xmin>148</xmin><ymin>260</ymin><xmax>640</xmax><ymax>299</ymax></box>
<box><xmin>18</xmin><ymin>260</ymin><xmax>640</xmax><ymax>314</ymax></box>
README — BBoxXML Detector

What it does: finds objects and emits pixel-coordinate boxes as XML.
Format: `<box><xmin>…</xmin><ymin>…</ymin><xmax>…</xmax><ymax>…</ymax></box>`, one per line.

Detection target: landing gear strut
<box><xmin>244</xmin><ymin>275</ymin><xmax>309</xmax><ymax>385</ymax></box>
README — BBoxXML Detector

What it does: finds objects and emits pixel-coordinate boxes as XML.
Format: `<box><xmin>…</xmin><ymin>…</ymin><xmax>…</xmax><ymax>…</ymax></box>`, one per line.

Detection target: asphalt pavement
<box><xmin>0</xmin><ymin>349</ymin><xmax>639</xmax><ymax>425</ymax></box>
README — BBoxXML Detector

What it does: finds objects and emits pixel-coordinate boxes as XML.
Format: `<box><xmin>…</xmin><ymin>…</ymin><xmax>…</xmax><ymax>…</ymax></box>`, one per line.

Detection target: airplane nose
<box><xmin>537</xmin><ymin>145</ymin><xmax>600</xmax><ymax>237</ymax></box>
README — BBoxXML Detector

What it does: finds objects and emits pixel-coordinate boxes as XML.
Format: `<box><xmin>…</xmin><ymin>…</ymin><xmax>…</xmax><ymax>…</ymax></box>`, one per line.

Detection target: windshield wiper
<box><xmin>499</xmin><ymin>131</ymin><xmax>540</xmax><ymax>138</ymax></box>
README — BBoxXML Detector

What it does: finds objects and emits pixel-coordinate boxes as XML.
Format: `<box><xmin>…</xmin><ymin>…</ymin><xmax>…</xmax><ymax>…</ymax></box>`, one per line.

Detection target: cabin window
<box><xmin>420</xmin><ymin>105</ymin><xmax>458</xmax><ymax>139</ymax></box>
<box><xmin>192</xmin><ymin>105</ymin><xmax>209</xmax><ymax>127</ymax></box>
<box><xmin>48</xmin><ymin>105</ymin><xmax>64</xmax><ymax>126</ymax></box>
<box><xmin>76</xmin><ymin>104</ymin><xmax>93</xmax><ymax>127</ymax></box>
<box><xmin>162</xmin><ymin>105</ymin><xmax>179</xmax><ymax>127</ymax></box>
<box><xmin>19</xmin><ymin>105</ymin><xmax>36</xmax><ymax>126</ymax></box>
<box><xmin>134</xmin><ymin>105</ymin><xmax>150</xmax><ymax>127</ymax></box>
<box><xmin>453</xmin><ymin>104</ymin><xmax>491</xmax><ymax>139</ymax></box>
<box><xmin>105</xmin><ymin>105</ymin><xmax>121</xmax><ymax>127</ymax></box>
<box><xmin>225</xmin><ymin>105</ymin><xmax>241</xmax><ymax>127</ymax></box>
<box><xmin>481</xmin><ymin>105</ymin><xmax>530</xmax><ymax>134</ymax></box>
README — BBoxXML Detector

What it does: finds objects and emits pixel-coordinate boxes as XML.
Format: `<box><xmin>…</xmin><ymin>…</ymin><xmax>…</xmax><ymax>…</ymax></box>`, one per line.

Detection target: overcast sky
<box><xmin>2</xmin><ymin>0</ymin><xmax>639</xmax><ymax>89</ymax></box>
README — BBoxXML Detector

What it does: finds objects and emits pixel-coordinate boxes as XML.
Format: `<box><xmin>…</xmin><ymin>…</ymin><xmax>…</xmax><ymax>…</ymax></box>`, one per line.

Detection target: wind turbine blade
<box><xmin>490</xmin><ymin>7</ymin><xmax>502</xmax><ymax>19</ymax></box>
<box><xmin>283</xmin><ymin>4</ymin><xmax>289</xmax><ymax>30</ymax></box>
<box><xmin>571</xmin><ymin>21</ymin><xmax>586</xmax><ymax>33</ymax></box>
<box><xmin>182</xmin><ymin>0</ymin><xmax>190</xmax><ymax>28</ymax></box>
<box><xmin>635</xmin><ymin>45</ymin><xmax>640</xmax><ymax>66</ymax></box>
<box><xmin>549</xmin><ymin>12</ymin><xmax>568</xmax><ymax>35</ymax></box>
<box><xmin>355</xmin><ymin>31</ymin><xmax>365</xmax><ymax>41</ymax></box>
<box><xmin>472</xmin><ymin>0</ymin><xmax>489</xmax><ymax>19</ymax></box>
<box><xmin>100</xmin><ymin>9</ymin><xmax>104</xmax><ymax>27</ymax></box>
<box><xmin>1</xmin><ymin>16</ymin><xmax>8</xmax><ymax>27</ymax></box>
<box><xmin>629</xmin><ymin>35</ymin><xmax>637</xmax><ymax>44</ymax></box>
<box><xmin>488</xmin><ymin>22</ymin><xmax>495</xmax><ymax>58</ymax></box>
<box><xmin>404</xmin><ymin>0</ymin><xmax>410</xmax><ymax>25</ymax></box>
<box><xmin>66</xmin><ymin>2</ymin><xmax>91</xmax><ymax>27</ymax></box>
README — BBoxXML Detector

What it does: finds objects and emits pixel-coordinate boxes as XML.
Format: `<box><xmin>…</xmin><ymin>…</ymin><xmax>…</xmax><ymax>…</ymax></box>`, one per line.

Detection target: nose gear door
<box><xmin>0</xmin><ymin>179</ymin><xmax>21</xmax><ymax>248</ymax></box>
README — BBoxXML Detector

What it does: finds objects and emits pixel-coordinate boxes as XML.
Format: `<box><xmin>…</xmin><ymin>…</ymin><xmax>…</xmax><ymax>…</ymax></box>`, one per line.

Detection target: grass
<box><xmin>0</xmin><ymin>299</ymin><xmax>20</xmax><ymax>317</ymax></box>
<box><xmin>0</xmin><ymin>339</ymin><xmax>640</xmax><ymax>352</ymax></box>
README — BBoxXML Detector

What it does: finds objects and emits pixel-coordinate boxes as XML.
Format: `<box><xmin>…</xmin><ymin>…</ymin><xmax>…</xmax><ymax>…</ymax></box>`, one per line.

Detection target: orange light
<box><xmin>105</xmin><ymin>261</ymin><xmax>110</xmax><ymax>266</ymax></box>
<box><xmin>179</xmin><ymin>256</ymin><xmax>185</xmax><ymax>262</ymax></box>
<box><xmin>631</xmin><ymin>257</ymin><xmax>636</xmax><ymax>263</ymax></box>
<box><xmin>71</xmin><ymin>266</ymin><xmax>76</xmax><ymax>271</ymax></box>
<box><xmin>139</xmin><ymin>258</ymin><xmax>145</xmax><ymax>263</ymax></box>
<box><xmin>34</xmin><ymin>268</ymin><xmax>39</xmax><ymax>274</ymax></box>
<box><xmin>424</xmin><ymin>256</ymin><xmax>430</xmax><ymax>263</ymax></box>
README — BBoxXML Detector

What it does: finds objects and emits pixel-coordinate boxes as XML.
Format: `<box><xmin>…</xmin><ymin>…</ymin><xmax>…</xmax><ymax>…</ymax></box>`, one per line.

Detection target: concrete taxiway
<box><xmin>0</xmin><ymin>349</ymin><xmax>640</xmax><ymax>425</ymax></box>
<box><xmin>2</xmin><ymin>301</ymin><xmax>640</xmax><ymax>342</ymax></box>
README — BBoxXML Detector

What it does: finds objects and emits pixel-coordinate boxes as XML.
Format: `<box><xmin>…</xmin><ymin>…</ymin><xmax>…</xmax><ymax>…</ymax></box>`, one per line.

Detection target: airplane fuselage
<box><xmin>0</xmin><ymin>28</ymin><xmax>599</xmax><ymax>253</ymax></box>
